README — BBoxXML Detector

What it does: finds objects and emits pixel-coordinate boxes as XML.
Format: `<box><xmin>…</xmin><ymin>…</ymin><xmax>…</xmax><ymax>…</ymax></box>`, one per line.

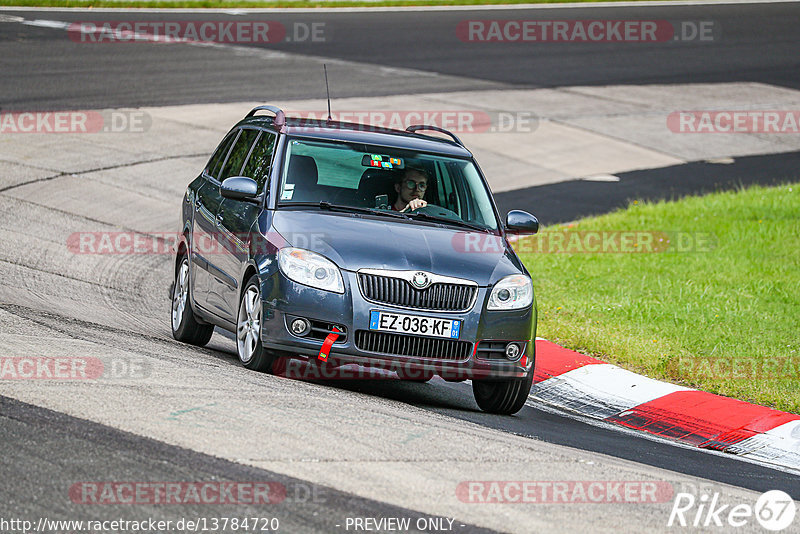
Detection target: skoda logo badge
<box><xmin>412</xmin><ymin>271</ymin><xmax>430</xmax><ymax>289</ymax></box>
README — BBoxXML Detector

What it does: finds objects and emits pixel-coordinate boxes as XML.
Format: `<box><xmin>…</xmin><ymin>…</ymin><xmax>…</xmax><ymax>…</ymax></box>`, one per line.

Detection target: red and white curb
<box><xmin>529</xmin><ymin>339</ymin><xmax>800</xmax><ymax>472</ymax></box>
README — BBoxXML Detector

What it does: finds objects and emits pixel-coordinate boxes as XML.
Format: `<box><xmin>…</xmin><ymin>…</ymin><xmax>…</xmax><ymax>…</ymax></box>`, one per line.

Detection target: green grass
<box><xmin>518</xmin><ymin>183</ymin><xmax>800</xmax><ymax>413</ymax></box>
<box><xmin>0</xmin><ymin>0</ymin><xmax>679</xmax><ymax>8</ymax></box>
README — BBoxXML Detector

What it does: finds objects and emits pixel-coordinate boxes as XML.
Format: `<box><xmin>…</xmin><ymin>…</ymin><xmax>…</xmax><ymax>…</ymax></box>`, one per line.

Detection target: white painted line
<box><xmin>762</xmin><ymin>420</ymin><xmax>800</xmax><ymax>441</ymax></box>
<box><xmin>529</xmin><ymin>339</ymin><xmax>800</xmax><ymax>473</ymax></box>
<box><xmin>526</xmin><ymin>398</ymin><xmax>800</xmax><ymax>476</ymax></box>
<box><xmin>8</xmin><ymin>16</ymin><xmax>442</xmax><ymax>81</ymax></box>
<box><xmin>582</xmin><ymin>173</ymin><xmax>621</xmax><ymax>182</ymax></box>
<box><xmin>533</xmin><ymin>363</ymin><xmax>690</xmax><ymax>419</ymax></box>
<box><xmin>531</xmin><ymin>347</ymin><xmax>800</xmax><ymax>472</ymax></box>
<box><xmin>732</xmin><ymin>421</ymin><xmax>800</xmax><ymax>471</ymax></box>
<box><xmin>1</xmin><ymin>0</ymin><xmax>797</xmax><ymax>14</ymax></box>
<box><xmin>22</xmin><ymin>19</ymin><xmax>69</xmax><ymax>30</ymax></box>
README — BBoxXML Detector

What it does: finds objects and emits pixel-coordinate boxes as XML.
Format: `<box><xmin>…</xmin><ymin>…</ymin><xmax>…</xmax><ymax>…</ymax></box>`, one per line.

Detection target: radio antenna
<box><xmin>324</xmin><ymin>64</ymin><xmax>332</xmax><ymax>121</ymax></box>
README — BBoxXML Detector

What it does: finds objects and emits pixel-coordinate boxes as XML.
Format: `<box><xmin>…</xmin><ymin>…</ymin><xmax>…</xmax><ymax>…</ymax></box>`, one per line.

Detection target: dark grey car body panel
<box><xmin>178</xmin><ymin>115</ymin><xmax>537</xmax><ymax>380</ymax></box>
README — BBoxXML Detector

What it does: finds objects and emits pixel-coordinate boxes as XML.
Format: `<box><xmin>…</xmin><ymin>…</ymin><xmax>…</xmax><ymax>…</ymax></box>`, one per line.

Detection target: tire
<box><xmin>171</xmin><ymin>255</ymin><xmax>214</xmax><ymax>346</ymax></box>
<box><xmin>236</xmin><ymin>275</ymin><xmax>275</xmax><ymax>373</ymax></box>
<box><xmin>472</xmin><ymin>369</ymin><xmax>533</xmax><ymax>415</ymax></box>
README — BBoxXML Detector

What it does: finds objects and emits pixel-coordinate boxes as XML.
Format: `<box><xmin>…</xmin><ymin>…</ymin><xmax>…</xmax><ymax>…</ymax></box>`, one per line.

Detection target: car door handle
<box><xmin>195</xmin><ymin>199</ymin><xmax>202</xmax><ymax>210</ymax></box>
<box><xmin>216</xmin><ymin>213</ymin><xmax>223</xmax><ymax>225</ymax></box>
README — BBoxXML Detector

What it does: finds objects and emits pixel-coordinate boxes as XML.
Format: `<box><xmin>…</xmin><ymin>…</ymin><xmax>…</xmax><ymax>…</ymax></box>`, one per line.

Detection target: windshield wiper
<box><xmin>281</xmin><ymin>201</ymin><xmax>409</xmax><ymax>219</ymax></box>
<box><xmin>404</xmin><ymin>211</ymin><xmax>490</xmax><ymax>232</ymax></box>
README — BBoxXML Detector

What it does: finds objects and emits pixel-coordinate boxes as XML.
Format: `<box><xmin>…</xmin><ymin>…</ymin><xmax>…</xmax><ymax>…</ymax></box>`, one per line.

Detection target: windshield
<box><xmin>278</xmin><ymin>138</ymin><xmax>499</xmax><ymax>231</ymax></box>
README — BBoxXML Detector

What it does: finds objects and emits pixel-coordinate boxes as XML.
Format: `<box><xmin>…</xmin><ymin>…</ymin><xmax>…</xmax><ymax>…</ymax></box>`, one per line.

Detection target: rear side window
<box><xmin>205</xmin><ymin>131</ymin><xmax>238</xmax><ymax>180</ymax></box>
<box><xmin>218</xmin><ymin>129</ymin><xmax>259</xmax><ymax>182</ymax></box>
<box><xmin>242</xmin><ymin>131</ymin><xmax>277</xmax><ymax>193</ymax></box>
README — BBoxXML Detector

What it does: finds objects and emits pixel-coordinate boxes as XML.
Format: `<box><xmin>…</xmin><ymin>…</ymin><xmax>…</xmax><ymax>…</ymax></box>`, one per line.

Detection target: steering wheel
<box><xmin>408</xmin><ymin>203</ymin><xmax>463</xmax><ymax>221</ymax></box>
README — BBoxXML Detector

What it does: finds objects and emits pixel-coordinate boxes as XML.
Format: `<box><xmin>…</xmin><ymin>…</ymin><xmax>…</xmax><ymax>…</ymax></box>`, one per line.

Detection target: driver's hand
<box><xmin>403</xmin><ymin>199</ymin><xmax>428</xmax><ymax>211</ymax></box>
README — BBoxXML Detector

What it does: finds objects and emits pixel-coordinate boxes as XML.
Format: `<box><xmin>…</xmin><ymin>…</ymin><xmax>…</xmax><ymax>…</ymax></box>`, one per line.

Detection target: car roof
<box><xmin>236</xmin><ymin>115</ymin><xmax>474</xmax><ymax>158</ymax></box>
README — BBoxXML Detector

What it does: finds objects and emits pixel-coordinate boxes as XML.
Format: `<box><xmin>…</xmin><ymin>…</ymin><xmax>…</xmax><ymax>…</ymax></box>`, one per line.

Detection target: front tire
<box><xmin>171</xmin><ymin>255</ymin><xmax>214</xmax><ymax>346</ymax></box>
<box><xmin>236</xmin><ymin>275</ymin><xmax>274</xmax><ymax>373</ymax></box>
<box><xmin>472</xmin><ymin>369</ymin><xmax>533</xmax><ymax>415</ymax></box>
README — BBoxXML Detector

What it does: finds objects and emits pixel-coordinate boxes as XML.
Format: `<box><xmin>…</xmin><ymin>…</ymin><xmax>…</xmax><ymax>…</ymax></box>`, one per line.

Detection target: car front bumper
<box><xmin>259</xmin><ymin>270</ymin><xmax>535</xmax><ymax>380</ymax></box>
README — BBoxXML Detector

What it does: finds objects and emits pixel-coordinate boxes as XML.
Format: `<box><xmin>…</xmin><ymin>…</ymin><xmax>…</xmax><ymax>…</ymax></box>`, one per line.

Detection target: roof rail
<box><xmin>406</xmin><ymin>124</ymin><xmax>464</xmax><ymax>147</ymax></box>
<box><xmin>245</xmin><ymin>105</ymin><xmax>286</xmax><ymax>127</ymax></box>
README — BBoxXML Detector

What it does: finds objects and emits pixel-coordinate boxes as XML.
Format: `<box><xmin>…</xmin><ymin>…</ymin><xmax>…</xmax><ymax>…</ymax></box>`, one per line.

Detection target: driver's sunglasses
<box><xmin>404</xmin><ymin>180</ymin><xmax>428</xmax><ymax>192</ymax></box>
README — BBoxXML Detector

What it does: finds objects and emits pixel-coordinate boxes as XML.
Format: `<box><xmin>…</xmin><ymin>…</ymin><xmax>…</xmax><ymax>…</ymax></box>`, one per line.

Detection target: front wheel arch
<box><xmin>171</xmin><ymin>253</ymin><xmax>214</xmax><ymax>346</ymax></box>
<box><xmin>236</xmin><ymin>274</ymin><xmax>275</xmax><ymax>373</ymax></box>
<box><xmin>174</xmin><ymin>239</ymin><xmax>188</xmax><ymax>277</ymax></box>
<box><xmin>240</xmin><ymin>265</ymin><xmax>259</xmax><ymax>302</ymax></box>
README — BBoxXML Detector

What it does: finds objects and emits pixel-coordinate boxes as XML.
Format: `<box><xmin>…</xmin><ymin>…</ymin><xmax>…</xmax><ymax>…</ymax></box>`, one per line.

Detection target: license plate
<box><xmin>369</xmin><ymin>310</ymin><xmax>461</xmax><ymax>339</ymax></box>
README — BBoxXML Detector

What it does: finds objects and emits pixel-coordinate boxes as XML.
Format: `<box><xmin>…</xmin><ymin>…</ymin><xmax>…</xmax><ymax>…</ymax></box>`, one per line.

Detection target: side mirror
<box><xmin>220</xmin><ymin>176</ymin><xmax>259</xmax><ymax>201</ymax></box>
<box><xmin>505</xmin><ymin>210</ymin><xmax>539</xmax><ymax>234</ymax></box>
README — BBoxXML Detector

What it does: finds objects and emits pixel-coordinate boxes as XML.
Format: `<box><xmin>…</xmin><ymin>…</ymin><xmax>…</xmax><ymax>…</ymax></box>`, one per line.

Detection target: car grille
<box><xmin>355</xmin><ymin>330</ymin><xmax>471</xmax><ymax>361</ymax></box>
<box><xmin>475</xmin><ymin>340</ymin><xmax>509</xmax><ymax>360</ymax></box>
<box><xmin>475</xmin><ymin>340</ymin><xmax>526</xmax><ymax>360</ymax></box>
<box><xmin>308</xmin><ymin>320</ymin><xmax>347</xmax><ymax>343</ymax></box>
<box><xmin>358</xmin><ymin>273</ymin><xmax>477</xmax><ymax>312</ymax></box>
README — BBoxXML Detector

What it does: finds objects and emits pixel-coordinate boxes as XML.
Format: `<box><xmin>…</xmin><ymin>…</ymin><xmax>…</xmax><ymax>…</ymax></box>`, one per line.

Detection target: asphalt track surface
<box><xmin>494</xmin><ymin>149</ymin><xmax>800</xmax><ymax>223</ymax></box>
<box><xmin>1</xmin><ymin>396</ymin><xmax>498</xmax><ymax>533</ymax></box>
<box><xmin>1</xmin><ymin>2</ymin><xmax>800</xmax><ymax>110</ymax></box>
<box><xmin>1</xmin><ymin>3</ymin><xmax>800</xmax><ymax>533</ymax></box>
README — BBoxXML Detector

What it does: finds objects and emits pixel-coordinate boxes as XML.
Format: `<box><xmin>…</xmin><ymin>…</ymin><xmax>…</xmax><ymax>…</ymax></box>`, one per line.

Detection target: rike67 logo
<box><xmin>668</xmin><ymin>490</ymin><xmax>796</xmax><ymax>531</ymax></box>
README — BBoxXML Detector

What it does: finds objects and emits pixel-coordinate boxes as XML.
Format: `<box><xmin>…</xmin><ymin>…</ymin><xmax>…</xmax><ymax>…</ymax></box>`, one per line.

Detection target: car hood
<box><xmin>271</xmin><ymin>210</ymin><xmax>524</xmax><ymax>286</ymax></box>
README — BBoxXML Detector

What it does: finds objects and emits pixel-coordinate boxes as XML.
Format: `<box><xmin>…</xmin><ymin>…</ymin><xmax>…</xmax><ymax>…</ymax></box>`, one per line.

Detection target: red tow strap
<box><xmin>318</xmin><ymin>326</ymin><xmax>342</xmax><ymax>362</ymax></box>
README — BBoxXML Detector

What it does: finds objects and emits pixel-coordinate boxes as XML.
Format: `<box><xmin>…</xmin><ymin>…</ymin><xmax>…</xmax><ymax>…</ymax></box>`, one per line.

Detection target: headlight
<box><xmin>487</xmin><ymin>275</ymin><xmax>533</xmax><ymax>310</ymax></box>
<box><xmin>278</xmin><ymin>248</ymin><xmax>344</xmax><ymax>294</ymax></box>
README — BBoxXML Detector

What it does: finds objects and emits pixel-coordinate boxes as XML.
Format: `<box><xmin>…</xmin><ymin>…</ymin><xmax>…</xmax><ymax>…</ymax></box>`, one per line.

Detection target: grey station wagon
<box><xmin>171</xmin><ymin>105</ymin><xmax>540</xmax><ymax>414</ymax></box>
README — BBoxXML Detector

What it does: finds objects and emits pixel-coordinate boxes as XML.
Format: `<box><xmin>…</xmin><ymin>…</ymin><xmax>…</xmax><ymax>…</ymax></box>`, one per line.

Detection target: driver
<box><xmin>393</xmin><ymin>167</ymin><xmax>429</xmax><ymax>212</ymax></box>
